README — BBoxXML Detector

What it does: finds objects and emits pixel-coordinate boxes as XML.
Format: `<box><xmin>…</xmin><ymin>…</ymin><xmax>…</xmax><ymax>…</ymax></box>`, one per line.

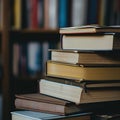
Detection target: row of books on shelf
<box><xmin>12</xmin><ymin>41</ymin><xmax>57</xmax><ymax>77</ymax></box>
<box><xmin>11</xmin><ymin>25</ymin><xmax>120</xmax><ymax>120</ymax></box>
<box><xmin>10</xmin><ymin>0</ymin><xmax>120</xmax><ymax>30</ymax></box>
<box><xmin>1</xmin><ymin>0</ymin><xmax>120</xmax><ymax>30</ymax></box>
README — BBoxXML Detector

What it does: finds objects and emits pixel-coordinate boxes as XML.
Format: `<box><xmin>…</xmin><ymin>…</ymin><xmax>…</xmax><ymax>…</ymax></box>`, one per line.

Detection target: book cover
<box><xmin>58</xmin><ymin>0</ymin><xmax>69</xmax><ymax>27</ymax></box>
<box><xmin>59</xmin><ymin>25</ymin><xmax>120</xmax><ymax>34</ymax></box>
<box><xmin>43</xmin><ymin>76</ymin><xmax>120</xmax><ymax>89</ymax></box>
<box><xmin>31</xmin><ymin>0</ymin><xmax>38</xmax><ymax>28</ymax></box>
<box><xmin>11</xmin><ymin>110</ymin><xmax>91</xmax><ymax>120</ymax></box>
<box><xmin>46</xmin><ymin>60</ymin><xmax>120</xmax><ymax>81</ymax></box>
<box><xmin>39</xmin><ymin>79</ymin><xmax>120</xmax><ymax>104</ymax></box>
<box><xmin>15</xmin><ymin>93</ymin><xmax>85</xmax><ymax>115</ymax></box>
<box><xmin>27</xmin><ymin>42</ymin><xmax>42</xmax><ymax>76</ymax></box>
<box><xmin>61</xmin><ymin>33</ymin><xmax>120</xmax><ymax>51</ymax></box>
<box><xmin>50</xmin><ymin>49</ymin><xmax>120</xmax><ymax>64</ymax></box>
<box><xmin>48</xmin><ymin>0</ymin><xmax>58</xmax><ymax>29</ymax></box>
<box><xmin>38</xmin><ymin>0</ymin><xmax>44</xmax><ymax>28</ymax></box>
<box><xmin>87</xmin><ymin>0</ymin><xmax>98</xmax><ymax>24</ymax></box>
<box><xmin>71</xmin><ymin>0</ymin><xmax>88</xmax><ymax>26</ymax></box>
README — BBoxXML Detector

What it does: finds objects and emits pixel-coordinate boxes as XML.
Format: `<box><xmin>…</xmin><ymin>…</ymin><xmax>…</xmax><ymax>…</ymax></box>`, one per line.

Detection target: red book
<box><xmin>31</xmin><ymin>0</ymin><xmax>38</xmax><ymax>28</ymax></box>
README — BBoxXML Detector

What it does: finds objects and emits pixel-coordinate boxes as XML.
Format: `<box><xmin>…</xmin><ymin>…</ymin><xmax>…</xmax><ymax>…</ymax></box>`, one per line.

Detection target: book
<box><xmin>43</xmin><ymin>76</ymin><xmax>120</xmax><ymax>89</ymax></box>
<box><xmin>31</xmin><ymin>0</ymin><xmax>38</xmax><ymax>28</ymax></box>
<box><xmin>48</xmin><ymin>0</ymin><xmax>58</xmax><ymax>29</ymax></box>
<box><xmin>98</xmin><ymin>0</ymin><xmax>107</xmax><ymax>25</ymax></box>
<box><xmin>60</xmin><ymin>33</ymin><xmax>120</xmax><ymax>51</ymax></box>
<box><xmin>27</xmin><ymin>42</ymin><xmax>42</xmax><ymax>76</ymax></box>
<box><xmin>11</xmin><ymin>110</ymin><xmax>91</xmax><ymax>120</ymax></box>
<box><xmin>58</xmin><ymin>0</ymin><xmax>69</xmax><ymax>27</ymax></box>
<box><xmin>38</xmin><ymin>0</ymin><xmax>44</xmax><ymax>27</ymax></box>
<box><xmin>39</xmin><ymin>79</ymin><xmax>120</xmax><ymax>104</ymax></box>
<box><xmin>59</xmin><ymin>25</ymin><xmax>120</xmax><ymax>34</ymax></box>
<box><xmin>71</xmin><ymin>0</ymin><xmax>88</xmax><ymax>26</ymax></box>
<box><xmin>14</xmin><ymin>0</ymin><xmax>22</xmax><ymax>29</ymax></box>
<box><xmin>44</xmin><ymin>0</ymin><xmax>49</xmax><ymax>29</ymax></box>
<box><xmin>87</xmin><ymin>0</ymin><xmax>98</xmax><ymax>24</ymax></box>
<box><xmin>12</xmin><ymin>43</ymin><xmax>20</xmax><ymax>76</ymax></box>
<box><xmin>46</xmin><ymin>61</ymin><xmax>120</xmax><ymax>81</ymax></box>
<box><xmin>94</xmin><ymin>113</ymin><xmax>120</xmax><ymax>120</ymax></box>
<box><xmin>50</xmin><ymin>49</ymin><xmax>120</xmax><ymax>65</ymax></box>
<box><xmin>15</xmin><ymin>93</ymin><xmax>82</xmax><ymax>115</ymax></box>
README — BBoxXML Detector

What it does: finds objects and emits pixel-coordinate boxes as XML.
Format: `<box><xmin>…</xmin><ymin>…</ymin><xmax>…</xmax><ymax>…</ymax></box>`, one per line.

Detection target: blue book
<box><xmin>27</xmin><ymin>42</ymin><xmax>42</xmax><ymax>76</ymax></box>
<box><xmin>87</xmin><ymin>0</ymin><xmax>98</xmax><ymax>24</ymax></box>
<box><xmin>58</xmin><ymin>0</ymin><xmax>69</xmax><ymax>27</ymax></box>
<box><xmin>11</xmin><ymin>111</ymin><xmax>91</xmax><ymax>120</ymax></box>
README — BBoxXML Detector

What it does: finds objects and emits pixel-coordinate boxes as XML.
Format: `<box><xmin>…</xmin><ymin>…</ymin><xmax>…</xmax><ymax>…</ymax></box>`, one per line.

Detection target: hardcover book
<box><xmin>59</xmin><ymin>25</ymin><xmax>120</xmax><ymax>34</ymax></box>
<box><xmin>15</xmin><ymin>93</ymin><xmax>82</xmax><ymax>115</ymax></box>
<box><xmin>50</xmin><ymin>49</ymin><xmax>120</xmax><ymax>65</ymax></box>
<box><xmin>60</xmin><ymin>33</ymin><xmax>120</xmax><ymax>51</ymax></box>
<box><xmin>46</xmin><ymin>61</ymin><xmax>120</xmax><ymax>81</ymax></box>
<box><xmin>43</xmin><ymin>76</ymin><xmax>120</xmax><ymax>89</ymax></box>
<box><xmin>11</xmin><ymin>110</ymin><xmax>91</xmax><ymax>120</ymax></box>
<box><xmin>39</xmin><ymin>79</ymin><xmax>120</xmax><ymax>104</ymax></box>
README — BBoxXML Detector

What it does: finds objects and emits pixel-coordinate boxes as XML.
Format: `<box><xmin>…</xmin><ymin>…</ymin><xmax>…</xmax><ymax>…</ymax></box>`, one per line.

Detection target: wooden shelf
<box><xmin>10</xmin><ymin>28</ymin><xmax>59</xmax><ymax>33</ymax></box>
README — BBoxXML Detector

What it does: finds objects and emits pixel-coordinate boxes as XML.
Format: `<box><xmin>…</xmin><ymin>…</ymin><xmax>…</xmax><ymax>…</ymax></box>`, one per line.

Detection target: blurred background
<box><xmin>0</xmin><ymin>0</ymin><xmax>120</xmax><ymax>119</ymax></box>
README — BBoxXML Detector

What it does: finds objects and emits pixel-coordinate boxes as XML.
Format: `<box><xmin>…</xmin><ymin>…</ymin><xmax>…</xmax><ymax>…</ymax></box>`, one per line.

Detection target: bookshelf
<box><xmin>1</xmin><ymin>0</ymin><xmax>11</xmax><ymax>120</ymax></box>
<box><xmin>0</xmin><ymin>0</ymin><xmax>120</xmax><ymax>120</ymax></box>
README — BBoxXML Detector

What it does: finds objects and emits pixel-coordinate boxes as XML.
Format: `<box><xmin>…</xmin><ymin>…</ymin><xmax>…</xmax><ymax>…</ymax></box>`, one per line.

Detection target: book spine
<box><xmin>12</xmin><ymin>43</ymin><xmax>20</xmax><ymax>76</ymax></box>
<box><xmin>42</xmin><ymin>41</ymin><xmax>49</xmax><ymax>75</ymax></box>
<box><xmin>71</xmin><ymin>0</ymin><xmax>88</xmax><ymax>26</ymax></box>
<box><xmin>27</xmin><ymin>42</ymin><xmax>42</xmax><ymax>76</ymax></box>
<box><xmin>38</xmin><ymin>0</ymin><xmax>44</xmax><ymax>28</ymax></box>
<box><xmin>58</xmin><ymin>0</ymin><xmax>68</xmax><ymax>27</ymax></box>
<box><xmin>87</xmin><ymin>0</ymin><xmax>98</xmax><ymax>24</ymax></box>
<box><xmin>48</xmin><ymin>0</ymin><xmax>58</xmax><ymax>29</ymax></box>
<box><xmin>31</xmin><ymin>0</ymin><xmax>38</xmax><ymax>28</ymax></box>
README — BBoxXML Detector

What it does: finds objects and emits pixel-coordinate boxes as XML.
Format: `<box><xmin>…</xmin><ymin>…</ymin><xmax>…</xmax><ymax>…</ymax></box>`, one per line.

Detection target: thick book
<box><xmin>46</xmin><ymin>61</ymin><xmax>120</xmax><ymax>81</ymax></box>
<box><xmin>50</xmin><ymin>49</ymin><xmax>120</xmax><ymax>65</ymax></box>
<box><xmin>39</xmin><ymin>79</ymin><xmax>120</xmax><ymax>104</ymax></box>
<box><xmin>61</xmin><ymin>33</ymin><xmax>120</xmax><ymax>51</ymax></box>
<box><xmin>15</xmin><ymin>93</ymin><xmax>83</xmax><ymax>115</ymax></box>
<box><xmin>11</xmin><ymin>111</ymin><xmax>91</xmax><ymax>120</ymax></box>
<box><xmin>59</xmin><ymin>25</ymin><xmax>120</xmax><ymax>34</ymax></box>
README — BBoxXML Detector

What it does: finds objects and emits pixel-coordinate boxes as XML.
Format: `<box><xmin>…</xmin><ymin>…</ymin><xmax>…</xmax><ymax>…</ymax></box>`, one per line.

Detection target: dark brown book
<box><xmin>15</xmin><ymin>93</ymin><xmax>83</xmax><ymax>115</ymax></box>
<box><xmin>15</xmin><ymin>93</ymin><xmax>120</xmax><ymax>116</ymax></box>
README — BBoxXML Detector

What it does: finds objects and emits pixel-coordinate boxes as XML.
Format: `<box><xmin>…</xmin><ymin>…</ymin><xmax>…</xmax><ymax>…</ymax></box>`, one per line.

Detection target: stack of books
<box><xmin>11</xmin><ymin>25</ymin><xmax>120</xmax><ymax>120</ymax></box>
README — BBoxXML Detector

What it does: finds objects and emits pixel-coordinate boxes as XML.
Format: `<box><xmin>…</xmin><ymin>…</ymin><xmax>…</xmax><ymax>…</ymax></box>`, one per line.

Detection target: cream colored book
<box><xmin>39</xmin><ymin>79</ymin><xmax>120</xmax><ymax>104</ymax></box>
<box><xmin>61</xmin><ymin>33</ymin><xmax>120</xmax><ymax>50</ymax></box>
<box><xmin>50</xmin><ymin>49</ymin><xmax>120</xmax><ymax>65</ymax></box>
<box><xmin>60</xmin><ymin>25</ymin><xmax>120</xmax><ymax>34</ymax></box>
